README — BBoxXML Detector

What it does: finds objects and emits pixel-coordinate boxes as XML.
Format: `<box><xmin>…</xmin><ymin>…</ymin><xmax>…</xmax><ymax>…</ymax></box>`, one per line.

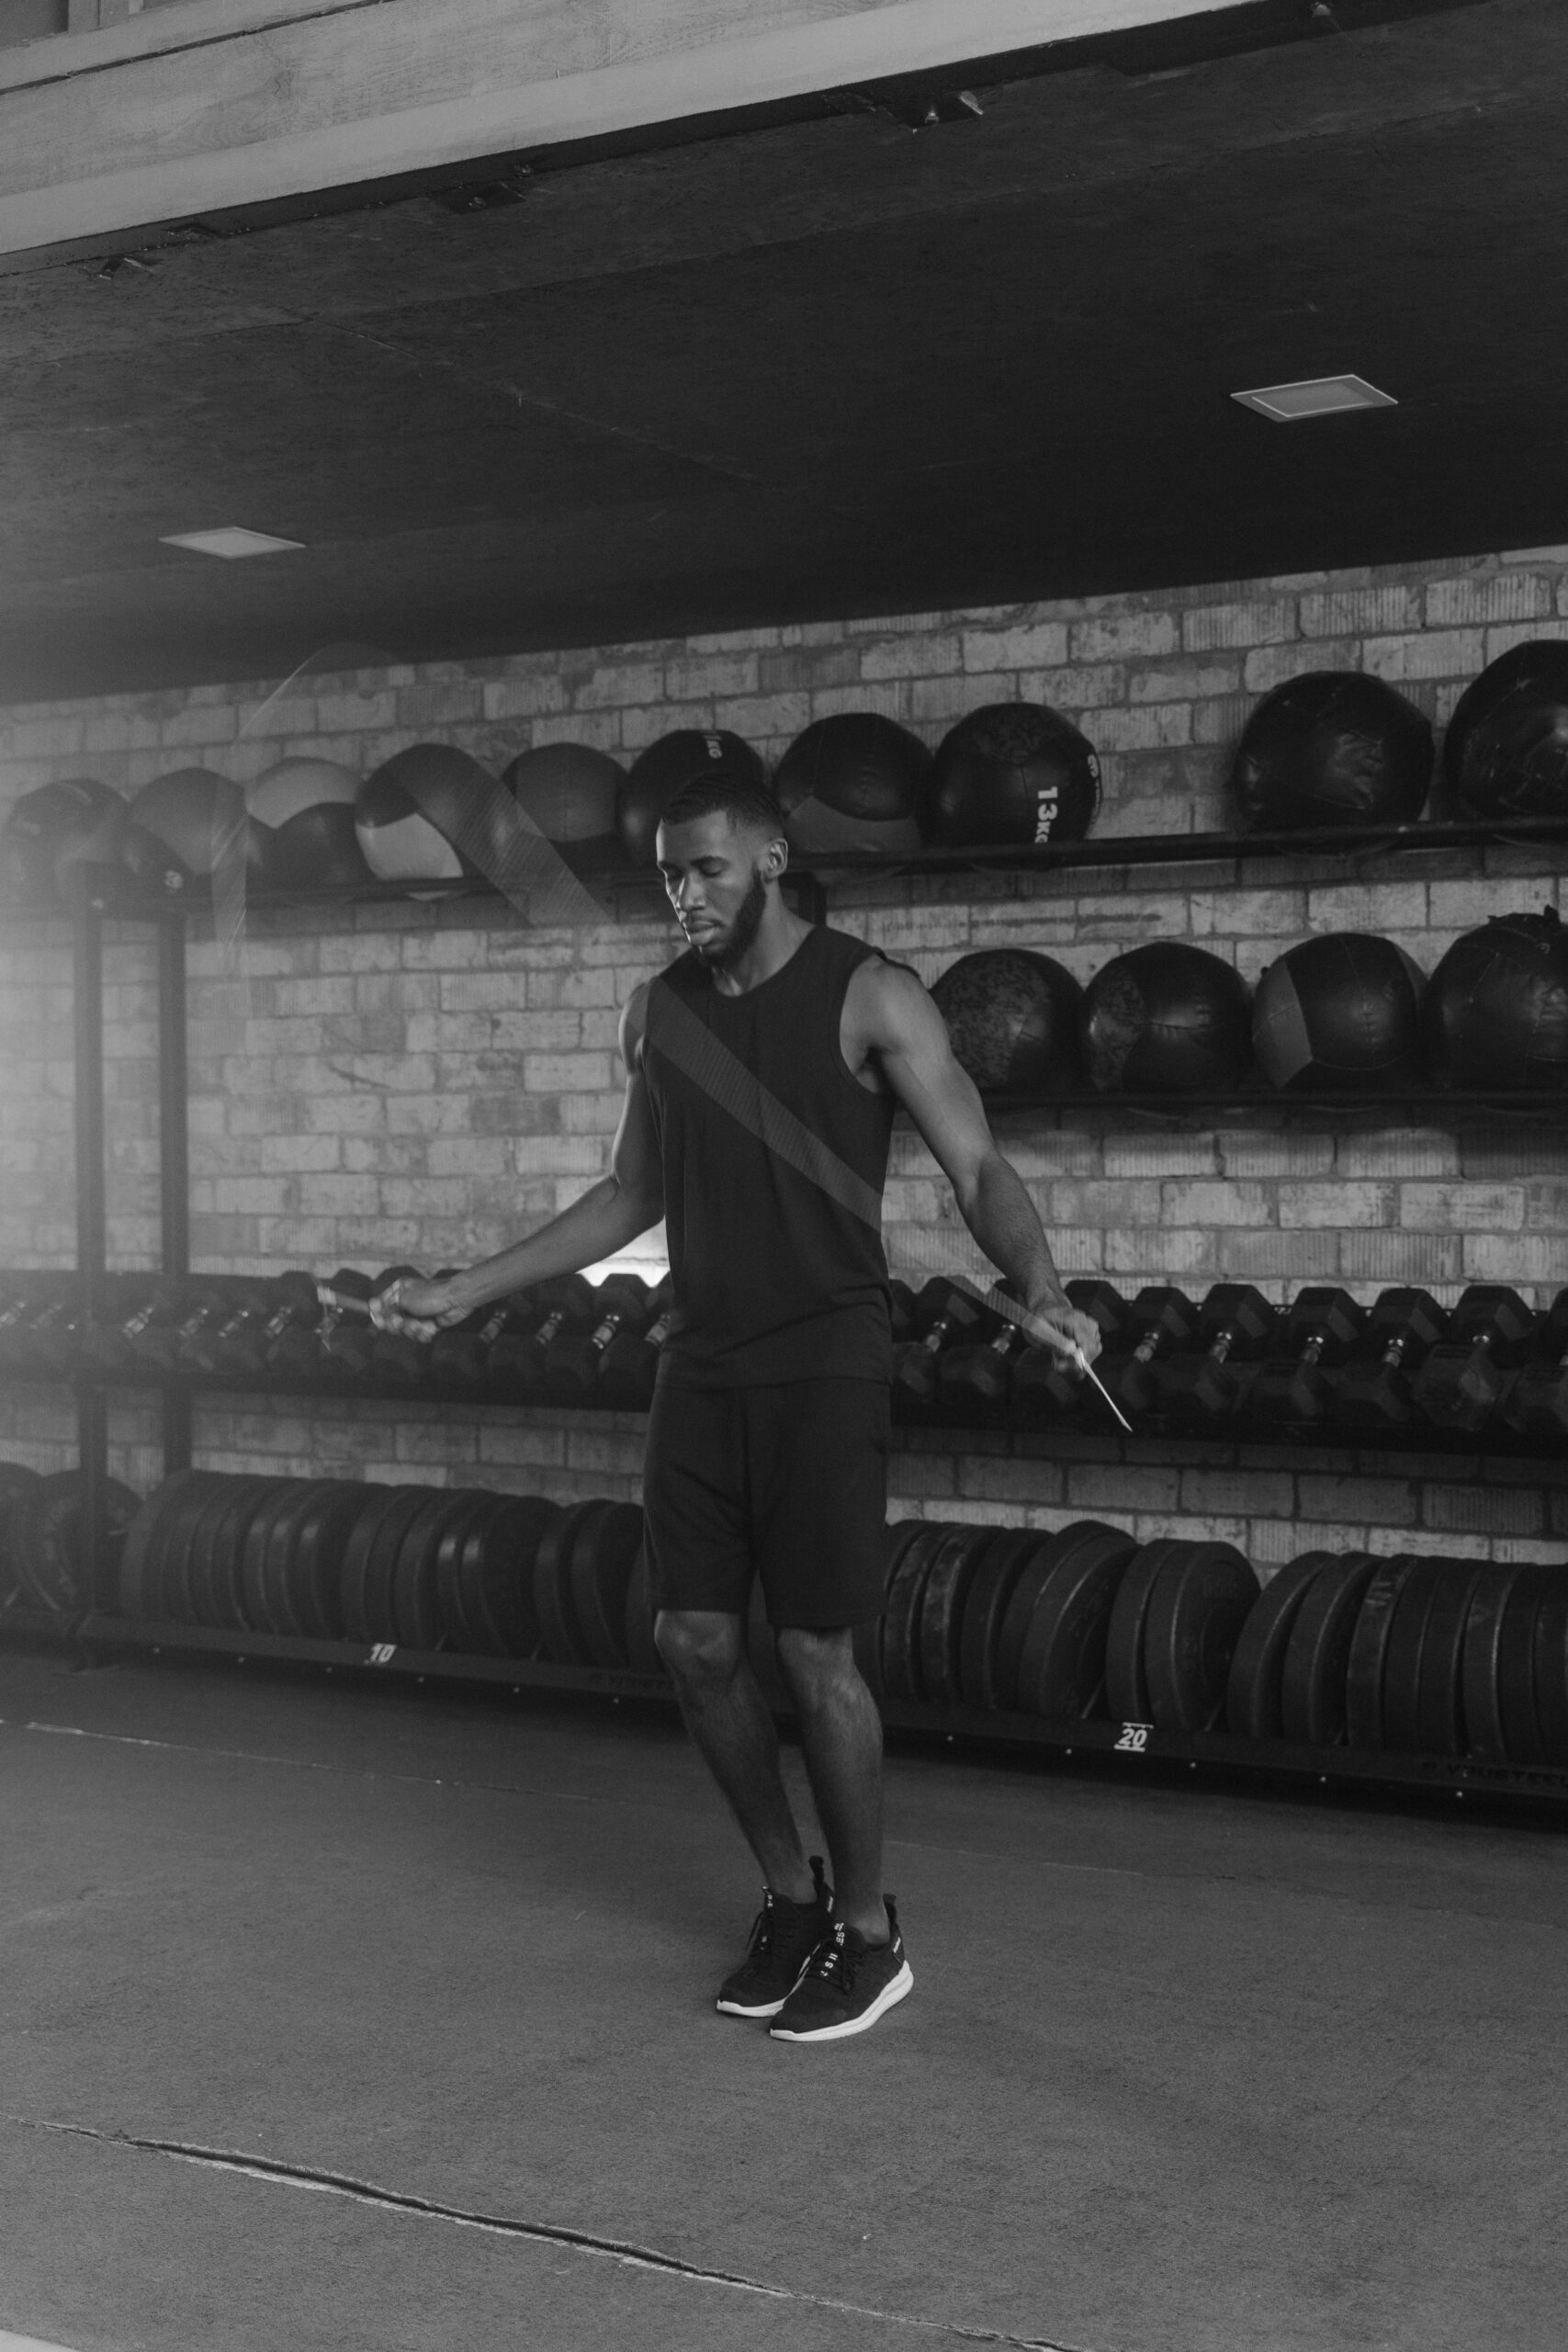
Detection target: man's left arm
<box><xmin>855</xmin><ymin>961</ymin><xmax>1102</xmax><ymax>1364</ymax></box>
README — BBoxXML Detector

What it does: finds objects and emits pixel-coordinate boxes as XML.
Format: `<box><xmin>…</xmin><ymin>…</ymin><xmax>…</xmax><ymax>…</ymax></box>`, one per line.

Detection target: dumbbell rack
<box><xmin>0</xmin><ymin>821</ymin><xmax>1565</xmax><ymax>1804</ymax></box>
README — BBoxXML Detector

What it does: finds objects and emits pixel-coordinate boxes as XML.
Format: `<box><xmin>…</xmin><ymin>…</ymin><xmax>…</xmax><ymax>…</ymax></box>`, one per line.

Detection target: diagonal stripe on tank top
<box><xmin>644</xmin><ymin>980</ymin><xmax>886</xmax><ymax>1229</ymax></box>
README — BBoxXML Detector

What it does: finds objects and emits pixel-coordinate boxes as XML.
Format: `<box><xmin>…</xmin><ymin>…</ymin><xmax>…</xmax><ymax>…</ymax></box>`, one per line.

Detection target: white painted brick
<box><xmin>961</xmin><ymin>622</ymin><xmax>1069</xmax><ymax>672</ymax></box>
<box><xmin>1278</xmin><ymin>1180</ymin><xmax>1395</xmax><ymax>1228</ymax></box>
<box><xmin>1242</xmin><ymin>639</ymin><xmax>1360</xmax><ymax>695</ymax></box>
<box><xmin>1306</xmin><ymin>881</ymin><xmax>1427</xmax><ymax>932</ymax></box>
<box><xmin>1160</xmin><ymin>1180</ymin><xmax>1274</xmax><ymax>1226</ymax></box>
<box><xmin>1399</xmin><ymin>1182</ymin><xmax>1526</xmax><ymax>1232</ymax></box>
<box><xmin>861</xmin><ymin>633</ymin><xmax>962</xmax><ymax>681</ymax></box>
<box><xmin>1182</xmin><ymin>600</ymin><xmax>1296</xmax><ymax>652</ymax></box>
<box><xmin>1425</xmin><ymin>572</ymin><xmax>1552</xmax><ymax>628</ymax></box>
<box><xmin>1300</xmin><ymin>587</ymin><xmax>1420</xmax><ymax>636</ymax></box>
<box><xmin>1070</xmin><ymin>614</ymin><xmax>1179</xmax><ymax>661</ymax></box>
<box><xmin>1361</xmin><ymin>628</ymin><xmax>1483</xmax><ymax>682</ymax></box>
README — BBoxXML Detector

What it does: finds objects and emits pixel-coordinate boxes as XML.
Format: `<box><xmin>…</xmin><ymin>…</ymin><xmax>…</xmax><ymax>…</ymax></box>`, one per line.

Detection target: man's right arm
<box><xmin>372</xmin><ymin>985</ymin><xmax>665</xmax><ymax>1331</ymax></box>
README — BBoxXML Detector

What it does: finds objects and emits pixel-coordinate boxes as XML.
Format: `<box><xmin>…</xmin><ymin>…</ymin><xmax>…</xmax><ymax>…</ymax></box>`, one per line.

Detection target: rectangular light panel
<box><xmin>159</xmin><ymin>526</ymin><xmax>306</xmax><ymax>559</ymax></box>
<box><xmin>1231</xmin><ymin>374</ymin><xmax>1398</xmax><ymax>423</ymax></box>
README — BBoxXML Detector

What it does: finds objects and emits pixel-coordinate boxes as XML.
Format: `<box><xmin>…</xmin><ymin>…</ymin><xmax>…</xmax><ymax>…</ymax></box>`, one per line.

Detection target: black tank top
<box><xmin>641</xmin><ymin>924</ymin><xmax>896</xmax><ymax>1388</ymax></box>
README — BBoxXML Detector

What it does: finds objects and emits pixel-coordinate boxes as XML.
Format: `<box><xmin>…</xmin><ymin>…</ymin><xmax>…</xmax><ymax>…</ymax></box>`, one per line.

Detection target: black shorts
<box><xmin>643</xmin><ymin>1377</ymin><xmax>890</xmax><ymax>1629</ymax></box>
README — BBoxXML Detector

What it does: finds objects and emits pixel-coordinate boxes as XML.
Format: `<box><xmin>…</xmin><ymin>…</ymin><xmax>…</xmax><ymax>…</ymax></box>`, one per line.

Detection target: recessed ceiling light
<box><xmin>1231</xmin><ymin>374</ymin><xmax>1397</xmax><ymax>423</ymax></box>
<box><xmin>159</xmin><ymin>526</ymin><xmax>306</xmax><ymax>559</ymax></box>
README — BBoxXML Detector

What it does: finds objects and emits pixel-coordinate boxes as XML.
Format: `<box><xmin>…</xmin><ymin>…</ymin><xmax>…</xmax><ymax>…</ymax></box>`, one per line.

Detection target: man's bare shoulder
<box><xmin>846</xmin><ymin>952</ymin><xmax>939</xmax><ymax>1045</ymax></box>
<box><xmin>619</xmin><ymin>978</ymin><xmax>653</xmax><ymax>1069</ymax></box>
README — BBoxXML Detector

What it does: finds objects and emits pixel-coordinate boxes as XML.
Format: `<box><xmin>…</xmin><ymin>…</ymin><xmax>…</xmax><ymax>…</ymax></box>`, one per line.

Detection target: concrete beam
<box><xmin>0</xmin><ymin>0</ymin><xmax>1254</xmax><ymax>261</ymax></box>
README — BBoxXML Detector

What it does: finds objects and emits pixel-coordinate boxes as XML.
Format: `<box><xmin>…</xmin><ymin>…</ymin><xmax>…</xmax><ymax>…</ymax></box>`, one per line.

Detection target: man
<box><xmin>375</xmin><ymin>762</ymin><xmax>1100</xmax><ymax>2042</ymax></box>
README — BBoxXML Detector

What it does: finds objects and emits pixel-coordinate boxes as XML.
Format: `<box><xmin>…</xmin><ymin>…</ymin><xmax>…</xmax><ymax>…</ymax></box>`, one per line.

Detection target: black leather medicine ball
<box><xmin>502</xmin><ymin>741</ymin><xmax>625</xmax><ymax>872</ymax></box>
<box><xmin>616</xmin><ymin>730</ymin><xmax>767</xmax><ymax>866</ymax></box>
<box><xmin>1441</xmin><ymin>639</ymin><xmax>1568</xmax><ymax>822</ymax></box>
<box><xmin>1231</xmin><ymin>671</ymin><xmax>1433</xmax><ymax>831</ymax></box>
<box><xmin>1421</xmin><ymin>906</ymin><xmax>1568</xmax><ymax>1091</ymax></box>
<box><xmin>931</xmin><ymin>949</ymin><xmax>1084</xmax><ymax>1095</ymax></box>
<box><xmin>1080</xmin><ymin>943</ymin><xmax>1252</xmax><ymax>1094</ymax></box>
<box><xmin>922</xmin><ymin>703</ymin><xmax>1100</xmax><ymax>849</ymax></box>
<box><xmin>1252</xmin><ymin>933</ymin><xmax>1426</xmax><ymax>1092</ymax></box>
<box><xmin>773</xmin><ymin>713</ymin><xmax>928</xmax><ymax>855</ymax></box>
<box><xmin>355</xmin><ymin>743</ymin><xmax>506</xmax><ymax>883</ymax></box>
<box><xmin>248</xmin><ymin>757</ymin><xmax>369</xmax><ymax>891</ymax></box>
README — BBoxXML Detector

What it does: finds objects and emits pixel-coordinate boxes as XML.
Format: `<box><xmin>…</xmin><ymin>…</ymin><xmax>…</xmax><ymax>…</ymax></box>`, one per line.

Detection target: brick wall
<box><xmin>0</xmin><ymin>543</ymin><xmax>1564</xmax><ymax>1565</ymax></box>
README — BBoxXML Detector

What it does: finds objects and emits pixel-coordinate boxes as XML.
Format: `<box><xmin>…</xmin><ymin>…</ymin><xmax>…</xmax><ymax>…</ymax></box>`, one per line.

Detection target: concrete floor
<box><xmin>0</xmin><ymin>1650</ymin><xmax>1563</xmax><ymax>2352</ymax></box>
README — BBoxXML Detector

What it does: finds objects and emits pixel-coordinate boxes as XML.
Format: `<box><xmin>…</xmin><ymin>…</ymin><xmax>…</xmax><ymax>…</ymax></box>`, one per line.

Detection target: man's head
<box><xmin>655</xmin><ymin>776</ymin><xmax>789</xmax><ymax>967</ymax></box>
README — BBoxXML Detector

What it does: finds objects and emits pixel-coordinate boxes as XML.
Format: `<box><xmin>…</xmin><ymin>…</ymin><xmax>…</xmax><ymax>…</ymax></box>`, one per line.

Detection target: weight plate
<box><xmin>359</xmin><ymin>1484</ymin><xmax>441</xmax><ymax>1646</ymax></box>
<box><xmin>0</xmin><ymin>1460</ymin><xmax>41</xmax><ymax>1608</ymax></box>
<box><xmin>990</xmin><ymin>1531</ymin><xmax>1089</xmax><ymax>1716</ymax></box>
<box><xmin>1104</xmin><ymin>1540</ymin><xmax>1188</xmax><ymax>1726</ymax></box>
<box><xmin>286</xmin><ymin>1481</ymin><xmax>366</xmax><ymax>1640</ymax></box>
<box><xmin>387</xmin><ymin>1489</ymin><xmax>465</xmax><ymax>1650</ymax></box>
<box><xmin>919</xmin><ymin>1523</ymin><xmax>1005</xmax><ymax>1708</ymax></box>
<box><xmin>1531</xmin><ymin>1571</ymin><xmax>1568</xmax><ymax>1768</ymax></box>
<box><xmin>338</xmin><ymin>1485</ymin><xmax>429</xmax><ymax>1643</ymax></box>
<box><xmin>1224</xmin><ymin>1553</ymin><xmax>1336</xmax><ymax>1740</ymax></box>
<box><xmin>1415</xmin><ymin>1557</ymin><xmax>1487</xmax><ymax>1759</ymax></box>
<box><xmin>625</xmin><ymin>1541</ymin><xmax>665</xmax><ymax>1676</ymax></box>
<box><xmin>533</xmin><ymin>1499</ymin><xmax>603</xmax><ymax>1666</ymax></box>
<box><xmin>1495</xmin><ymin>1563</ymin><xmax>1560</xmax><ymax>1768</ymax></box>
<box><xmin>1460</xmin><ymin>1563</ymin><xmax>1531</xmax><ymax>1764</ymax></box>
<box><xmin>1015</xmin><ymin>1524</ymin><xmax>1142</xmax><ymax>1722</ymax></box>
<box><xmin>176</xmin><ymin>1477</ymin><xmax>256</xmax><ymax>1625</ymax></box>
<box><xmin>462</xmin><ymin>1496</ymin><xmax>557</xmax><ymax>1658</ymax></box>
<box><xmin>1143</xmin><ymin>1544</ymin><xmax>1259</xmax><ymax>1735</ymax></box>
<box><xmin>956</xmin><ymin>1528</ymin><xmax>1051</xmax><ymax>1712</ymax></box>
<box><xmin>1279</xmin><ymin>1553</ymin><xmax>1379</xmax><ymax>1747</ymax></box>
<box><xmin>120</xmin><ymin>1476</ymin><xmax>202</xmax><ymax>1627</ymax></box>
<box><xmin>570</xmin><ymin>1501</ymin><xmax>644</xmax><ymax>1668</ymax></box>
<box><xmin>238</xmin><ymin>1482</ymin><xmax>309</xmax><ymax>1635</ymax></box>
<box><xmin>1345</xmin><ymin>1555</ymin><xmax>1421</xmax><ymax>1751</ymax></box>
<box><xmin>880</xmin><ymin>1525</ymin><xmax>952</xmax><ymax>1704</ymax></box>
<box><xmin>857</xmin><ymin>1521</ymin><xmax>926</xmax><ymax>1702</ymax></box>
<box><xmin>160</xmin><ymin>1473</ymin><xmax>241</xmax><ymax>1625</ymax></box>
<box><xmin>190</xmin><ymin>1476</ymin><xmax>276</xmax><ymax>1628</ymax></box>
<box><xmin>431</xmin><ymin>1489</ymin><xmax>506</xmax><ymax>1653</ymax></box>
<box><xmin>254</xmin><ymin>1480</ymin><xmax>344</xmax><ymax>1638</ymax></box>
<box><xmin>1379</xmin><ymin>1558</ymin><xmax>1448</xmax><ymax>1755</ymax></box>
<box><xmin>12</xmin><ymin>1471</ymin><xmax>141</xmax><ymax>1618</ymax></box>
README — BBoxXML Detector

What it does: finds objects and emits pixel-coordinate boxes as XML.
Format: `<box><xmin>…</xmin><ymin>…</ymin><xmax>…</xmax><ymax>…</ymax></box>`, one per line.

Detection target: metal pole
<box><xmin>72</xmin><ymin>904</ymin><xmax>109</xmax><ymax>1609</ymax></box>
<box><xmin>157</xmin><ymin>915</ymin><xmax>192</xmax><ymax>1477</ymax></box>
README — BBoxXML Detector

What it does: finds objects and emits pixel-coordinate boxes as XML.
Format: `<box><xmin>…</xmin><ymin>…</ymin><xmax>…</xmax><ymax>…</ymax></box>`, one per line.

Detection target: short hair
<box><xmin>658</xmin><ymin>775</ymin><xmax>786</xmax><ymax>839</ymax></box>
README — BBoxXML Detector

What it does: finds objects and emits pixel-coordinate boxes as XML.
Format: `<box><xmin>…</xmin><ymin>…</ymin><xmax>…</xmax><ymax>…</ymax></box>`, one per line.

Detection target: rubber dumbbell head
<box><xmin>547</xmin><ymin>1276</ymin><xmax>654</xmax><ymax>1405</ymax></box>
<box><xmin>598</xmin><ymin>1276</ymin><xmax>677</xmax><ymax>1410</ymax></box>
<box><xmin>1247</xmin><ymin>1288</ymin><xmax>1365</xmax><ymax>1424</ymax></box>
<box><xmin>1158</xmin><ymin>1283</ymin><xmax>1277</xmax><ymax>1421</ymax></box>
<box><xmin>1011</xmin><ymin>1280</ymin><xmax>1129</xmax><ymax>1419</ymax></box>
<box><xmin>136</xmin><ymin>1277</ymin><xmax>239</xmax><ymax>1372</ymax></box>
<box><xmin>1098</xmin><ymin>1287</ymin><xmax>1199</xmax><ymax>1419</ymax></box>
<box><xmin>1498</xmin><ymin>1288</ymin><xmax>1568</xmax><ymax>1442</ymax></box>
<box><xmin>428</xmin><ymin>1296</ymin><xmax>534</xmax><ymax>1393</ymax></box>
<box><xmin>1414</xmin><ymin>1284</ymin><xmax>1538</xmax><ymax>1431</ymax></box>
<box><xmin>1332</xmin><ymin>1288</ymin><xmax>1448</xmax><ymax>1428</ymax></box>
<box><xmin>488</xmin><ymin>1275</ymin><xmax>598</xmax><ymax>1398</ymax></box>
<box><xmin>891</xmin><ymin>1278</ymin><xmax>985</xmax><ymax>1419</ymax></box>
<box><xmin>936</xmin><ymin>1298</ymin><xmax>1032</xmax><ymax>1423</ymax></box>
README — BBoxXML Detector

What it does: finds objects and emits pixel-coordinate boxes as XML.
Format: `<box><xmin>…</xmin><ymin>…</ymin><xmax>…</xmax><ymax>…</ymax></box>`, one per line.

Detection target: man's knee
<box><xmin>774</xmin><ymin>1623</ymin><xmax>860</xmax><ymax>1705</ymax></box>
<box><xmin>654</xmin><ymin>1607</ymin><xmax>746</xmax><ymax>1688</ymax></box>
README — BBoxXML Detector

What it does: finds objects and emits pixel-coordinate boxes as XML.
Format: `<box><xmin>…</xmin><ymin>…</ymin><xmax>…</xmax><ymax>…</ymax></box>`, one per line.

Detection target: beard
<box><xmin>694</xmin><ymin>865</ymin><xmax>768</xmax><ymax>967</ymax></box>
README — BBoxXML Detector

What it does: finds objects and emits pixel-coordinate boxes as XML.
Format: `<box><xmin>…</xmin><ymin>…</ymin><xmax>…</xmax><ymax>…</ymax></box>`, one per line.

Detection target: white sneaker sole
<box><xmin>768</xmin><ymin>1960</ymin><xmax>914</xmax><ymax>2042</ymax></box>
<box><xmin>716</xmin><ymin>1993</ymin><xmax>789</xmax><ymax>2018</ymax></box>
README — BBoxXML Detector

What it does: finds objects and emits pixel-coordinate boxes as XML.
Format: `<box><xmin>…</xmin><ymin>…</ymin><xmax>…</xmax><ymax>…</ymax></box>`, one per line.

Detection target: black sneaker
<box><xmin>716</xmin><ymin>1856</ymin><xmax>832</xmax><ymax>2018</ymax></box>
<box><xmin>769</xmin><ymin>1896</ymin><xmax>913</xmax><ymax>2042</ymax></box>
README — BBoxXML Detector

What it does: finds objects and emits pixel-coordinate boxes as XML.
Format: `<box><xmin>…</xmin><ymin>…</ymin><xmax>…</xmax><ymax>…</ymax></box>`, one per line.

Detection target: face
<box><xmin>656</xmin><ymin>810</ymin><xmax>782</xmax><ymax>967</ymax></box>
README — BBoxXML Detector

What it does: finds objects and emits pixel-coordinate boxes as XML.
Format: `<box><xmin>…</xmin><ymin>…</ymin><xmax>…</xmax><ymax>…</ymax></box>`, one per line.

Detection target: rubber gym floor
<box><xmin>0</xmin><ymin>1644</ymin><xmax>1562</xmax><ymax>2352</ymax></box>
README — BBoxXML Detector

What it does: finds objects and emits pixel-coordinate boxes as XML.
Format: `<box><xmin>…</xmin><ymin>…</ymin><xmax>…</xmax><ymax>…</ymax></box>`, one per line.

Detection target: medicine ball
<box><xmin>1441</xmin><ymin>639</ymin><xmax>1568</xmax><ymax>821</ymax></box>
<box><xmin>616</xmin><ymin>729</ymin><xmax>767</xmax><ymax>865</ymax></box>
<box><xmin>931</xmin><ymin>949</ymin><xmax>1084</xmax><ymax>1095</ymax></box>
<box><xmin>133</xmin><ymin>768</ymin><xmax>256</xmax><ymax>882</ymax></box>
<box><xmin>1421</xmin><ymin>906</ymin><xmax>1568</xmax><ymax>1091</ymax></box>
<box><xmin>1080</xmin><ymin>943</ymin><xmax>1252</xmax><ymax>1094</ymax></box>
<box><xmin>1252</xmin><ymin>933</ymin><xmax>1426</xmax><ymax>1092</ymax></box>
<box><xmin>502</xmin><ymin>742</ymin><xmax>625</xmax><ymax>873</ymax></box>
<box><xmin>247</xmin><ymin>758</ymin><xmax>368</xmax><ymax>892</ymax></box>
<box><xmin>1</xmin><ymin>776</ymin><xmax>121</xmax><ymax>903</ymax></box>
<box><xmin>355</xmin><ymin>743</ymin><xmax>509</xmax><ymax>883</ymax></box>
<box><xmin>922</xmin><ymin>703</ymin><xmax>1100</xmax><ymax>849</ymax></box>
<box><xmin>773</xmin><ymin>714</ymin><xmax>928</xmax><ymax>856</ymax></box>
<box><xmin>1232</xmin><ymin>672</ymin><xmax>1433</xmax><ymax>831</ymax></box>
<box><xmin>53</xmin><ymin>793</ymin><xmax>189</xmax><ymax>910</ymax></box>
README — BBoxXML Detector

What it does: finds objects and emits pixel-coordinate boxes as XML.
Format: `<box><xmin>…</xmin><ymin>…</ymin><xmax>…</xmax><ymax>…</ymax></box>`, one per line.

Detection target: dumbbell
<box><xmin>134</xmin><ymin>1277</ymin><xmax>242</xmax><ymax>1372</ymax></box>
<box><xmin>891</xmin><ymin>1278</ymin><xmax>985</xmax><ymax>1419</ymax></box>
<box><xmin>1011</xmin><ymin>1280</ymin><xmax>1129</xmax><ymax>1419</ymax></box>
<box><xmin>1413</xmin><ymin>1285</ymin><xmax>1538</xmax><ymax>1432</ymax></box>
<box><xmin>1158</xmin><ymin>1283</ymin><xmax>1278</xmax><ymax>1422</ymax></box>
<box><xmin>547</xmin><ymin>1276</ymin><xmax>654</xmax><ymax>1407</ymax></box>
<box><xmin>488</xmin><ymin>1275</ymin><xmax>598</xmax><ymax>1399</ymax></box>
<box><xmin>0</xmin><ymin>1275</ymin><xmax>55</xmax><ymax>1371</ymax></box>
<box><xmin>310</xmin><ymin>1268</ymin><xmax>380</xmax><ymax>1381</ymax></box>
<box><xmin>261</xmin><ymin>1275</ymin><xmax>334</xmax><ymax>1384</ymax></box>
<box><xmin>80</xmin><ymin>1274</ymin><xmax>185</xmax><ymax>1373</ymax></box>
<box><xmin>1246</xmin><ymin>1288</ymin><xmax>1365</xmax><ymax>1425</ymax></box>
<box><xmin>1096</xmin><ymin>1287</ymin><xmax>1200</xmax><ymax>1420</ymax></box>
<box><xmin>0</xmin><ymin>1276</ymin><xmax>79</xmax><ymax>1374</ymax></box>
<box><xmin>180</xmin><ymin>1273</ymin><xmax>317</xmax><ymax>1378</ymax></box>
<box><xmin>1332</xmin><ymin>1289</ymin><xmax>1449</xmax><ymax>1429</ymax></box>
<box><xmin>1498</xmin><ymin>1290</ymin><xmax>1568</xmax><ymax>1442</ymax></box>
<box><xmin>366</xmin><ymin>1266</ymin><xmax>452</xmax><ymax>1390</ymax></box>
<box><xmin>936</xmin><ymin>1300</ymin><xmax>1032</xmax><ymax>1423</ymax></box>
<box><xmin>428</xmin><ymin>1296</ymin><xmax>536</xmax><ymax>1394</ymax></box>
<box><xmin>599</xmin><ymin>1277</ymin><xmax>677</xmax><ymax>1410</ymax></box>
<box><xmin>889</xmin><ymin>1281</ymin><xmax>918</xmax><ymax>1347</ymax></box>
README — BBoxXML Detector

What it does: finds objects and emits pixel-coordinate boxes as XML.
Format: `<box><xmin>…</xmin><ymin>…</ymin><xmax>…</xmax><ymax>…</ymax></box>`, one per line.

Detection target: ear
<box><xmin>761</xmin><ymin>833</ymin><xmax>790</xmax><ymax>879</ymax></box>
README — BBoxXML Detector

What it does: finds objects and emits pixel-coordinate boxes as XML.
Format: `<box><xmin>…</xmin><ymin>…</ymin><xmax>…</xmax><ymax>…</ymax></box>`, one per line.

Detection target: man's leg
<box><xmin>774</xmin><ymin>1625</ymin><xmax>887</xmax><ymax>1942</ymax></box>
<box><xmin>655</xmin><ymin>1607</ymin><xmax>815</xmax><ymax>1904</ymax></box>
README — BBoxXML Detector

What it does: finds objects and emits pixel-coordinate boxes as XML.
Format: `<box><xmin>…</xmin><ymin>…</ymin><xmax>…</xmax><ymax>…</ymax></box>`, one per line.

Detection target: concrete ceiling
<box><xmin>0</xmin><ymin>0</ymin><xmax>1560</xmax><ymax>702</ymax></box>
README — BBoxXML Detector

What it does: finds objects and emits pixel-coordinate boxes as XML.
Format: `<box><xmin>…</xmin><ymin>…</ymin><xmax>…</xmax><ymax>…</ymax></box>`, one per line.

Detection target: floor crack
<box><xmin>11</xmin><ymin>2116</ymin><xmax>1094</xmax><ymax>2352</ymax></box>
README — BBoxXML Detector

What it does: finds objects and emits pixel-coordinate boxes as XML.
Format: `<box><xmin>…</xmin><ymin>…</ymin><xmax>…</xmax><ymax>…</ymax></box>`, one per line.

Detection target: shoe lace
<box><xmin>740</xmin><ymin>1892</ymin><xmax>782</xmax><ymax>1965</ymax></box>
<box><xmin>804</xmin><ymin>1921</ymin><xmax>858</xmax><ymax>1992</ymax></box>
